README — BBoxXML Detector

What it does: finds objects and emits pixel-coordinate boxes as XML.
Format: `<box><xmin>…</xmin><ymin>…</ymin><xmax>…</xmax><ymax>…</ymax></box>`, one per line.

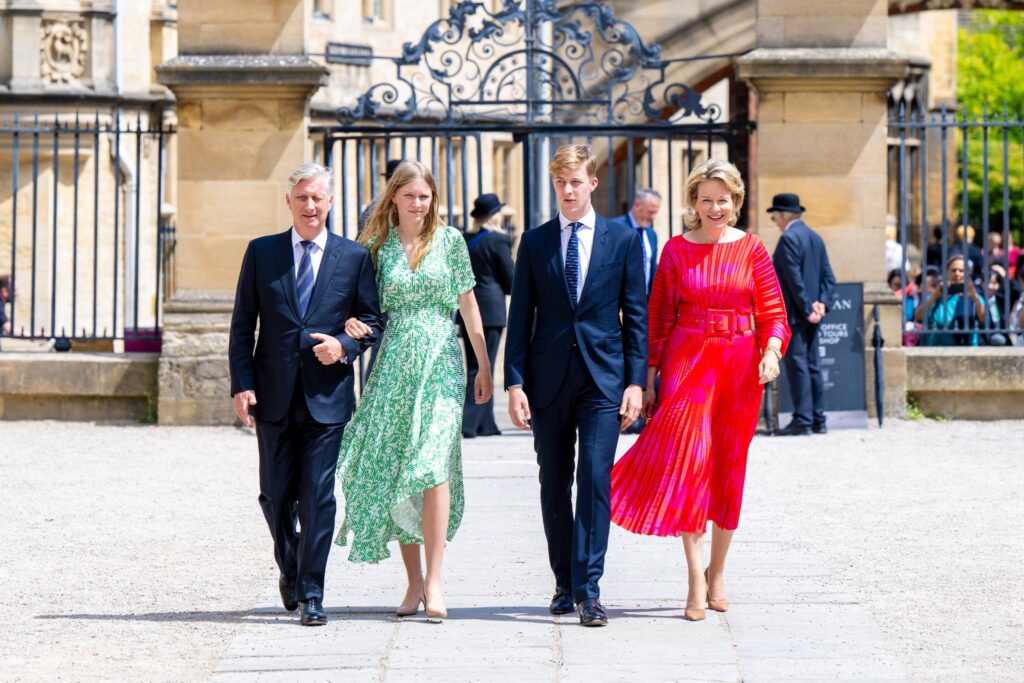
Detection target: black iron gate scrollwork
<box><xmin>312</xmin><ymin>0</ymin><xmax>751</xmax><ymax>239</ymax></box>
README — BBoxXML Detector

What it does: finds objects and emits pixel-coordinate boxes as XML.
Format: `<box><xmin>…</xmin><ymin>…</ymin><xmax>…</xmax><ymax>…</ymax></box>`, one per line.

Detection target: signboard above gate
<box><xmin>325</xmin><ymin>43</ymin><xmax>373</xmax><ymax>67</ymax></box>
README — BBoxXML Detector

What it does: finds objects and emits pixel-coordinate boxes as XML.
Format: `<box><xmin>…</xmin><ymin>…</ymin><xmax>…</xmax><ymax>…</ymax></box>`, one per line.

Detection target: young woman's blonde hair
<box><xmin>359</xmin><ymin>160</ymin><xmax>441</xmax><ymax>270</ymax></box>
<box><xmin>682</xmin><ymin>159</ymin><xmax>745</xmax><ymax>230</ymax></box>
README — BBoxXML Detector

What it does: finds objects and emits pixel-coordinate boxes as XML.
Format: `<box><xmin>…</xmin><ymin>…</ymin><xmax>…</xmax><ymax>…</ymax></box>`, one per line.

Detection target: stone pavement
<box><xmin>211</xmin><ymin>402</ymin><xmax>907</xmax><ymax>682</ymax></box>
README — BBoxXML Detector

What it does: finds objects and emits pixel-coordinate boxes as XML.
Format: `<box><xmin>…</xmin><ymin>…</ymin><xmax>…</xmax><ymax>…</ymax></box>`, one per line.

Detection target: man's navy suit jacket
<box><xmin>772</xmin><ymin>219</ymin><xmax>837</xmax><ymax>325</ymax></box>
<box><xmin>504</xmin><ymin>213</ymin><xmax>648</xmax><ymax>410</ymax></box>
<box><xmin>229</xmin><ymin>229</ymin><xmax>383</xmax><ymax>425</ymax></box>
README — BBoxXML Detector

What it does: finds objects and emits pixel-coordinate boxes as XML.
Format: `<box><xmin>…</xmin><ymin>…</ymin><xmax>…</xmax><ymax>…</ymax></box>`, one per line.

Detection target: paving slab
<box><xmin>213</xmin><ymin>421</ymin><xmax>909</xmax><ymax>682</ymax></box>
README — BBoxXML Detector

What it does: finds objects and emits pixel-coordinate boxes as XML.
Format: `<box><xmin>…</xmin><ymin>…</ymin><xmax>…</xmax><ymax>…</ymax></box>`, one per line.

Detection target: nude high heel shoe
<box><xmin>684</xmin><ymin>576</ymin><xmax>706</xmax><ymax>622</ymax></box>
<box><xmin>395</xmin><ymin>594</ymin><xmax>423</xmax><ymax>617</ymax></box>
<box><xmin>424</xmin><ymin>591</ymin><xmax>447</xmax><ymax>624</ymax></box>
<box><xmin>705</xmin><ymin>568</ymin><xmax>729</xmax><ymax>613</ymax></box>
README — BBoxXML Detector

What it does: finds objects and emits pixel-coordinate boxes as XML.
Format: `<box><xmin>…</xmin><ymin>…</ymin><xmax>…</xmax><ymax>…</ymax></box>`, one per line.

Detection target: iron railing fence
<box><xmin>891</xmin><ymin>103</ymin><xmax>1023</xmax><ymax>346</ymax></box>
<box><xmin>313</xmin><ymin>122</ymin><xmax>751</xmax><ymax>242</ymax></box>
<box><xmin>0</xmin><ymin>111</ymin><xmax>175</xmax><ymax>347</ymax></box>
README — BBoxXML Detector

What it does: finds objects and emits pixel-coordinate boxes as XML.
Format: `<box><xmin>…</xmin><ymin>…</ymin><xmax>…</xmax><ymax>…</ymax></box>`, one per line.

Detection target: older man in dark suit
<box><xmin>612</xmin><ymin>188</ymin><xmax>661</xmax><ymax>297</ymax></box>
<box><xmin>769</xmin><ymin>193</ymin><xmax>836</xmax><ymax>436</ymax></box>
<box><xmin>229</xmin><ymin>163</ymin><xmax>383</xmax><ymax>625</ymax></box>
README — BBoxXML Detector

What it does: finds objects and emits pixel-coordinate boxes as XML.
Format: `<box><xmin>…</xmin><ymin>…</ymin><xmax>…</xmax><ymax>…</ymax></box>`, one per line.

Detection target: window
<box><xmin>363</xmin><ymin>0</ymin><xmax>383</xmax><ymax>23</ymax></box>
<box><xmin>313</xmin><ymin>0</ymin><xmax>332</xmax><ymax>20</ymax></box>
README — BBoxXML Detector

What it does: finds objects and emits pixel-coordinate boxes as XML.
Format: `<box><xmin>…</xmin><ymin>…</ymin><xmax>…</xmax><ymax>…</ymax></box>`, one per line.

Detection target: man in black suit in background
<box><xmin>769</xmin><ymin>193</ymin><xmax>836</xmax><ymax>436</ymax></box>
<box><xmin>612</xmin><ymin>188</ymin><xmax>661</xmax><ymax>297</ymax></box>
<box><xmin>229</xmin><ymin>163</ymin><xmax>383</xmax><ymax>625</ymax></box>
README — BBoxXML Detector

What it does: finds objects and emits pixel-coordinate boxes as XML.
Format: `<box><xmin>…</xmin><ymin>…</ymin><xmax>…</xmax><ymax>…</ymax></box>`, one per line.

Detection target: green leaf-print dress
<box><xmin>335</xmin><ymin>225</ymin><xmax>476</xmax><ymax>563</ymax></box>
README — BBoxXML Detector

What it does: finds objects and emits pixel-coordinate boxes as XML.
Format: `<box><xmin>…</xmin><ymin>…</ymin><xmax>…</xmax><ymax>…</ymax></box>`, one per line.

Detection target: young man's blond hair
<box><xmin>549</xmin><ymin>144</ymin><xmax>598</xmax><ymax>178</ymax></box>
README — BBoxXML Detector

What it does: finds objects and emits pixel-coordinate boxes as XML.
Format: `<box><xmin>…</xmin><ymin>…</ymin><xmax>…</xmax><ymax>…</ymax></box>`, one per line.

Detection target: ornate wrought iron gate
<box><xmin>312</xmin><ymin>1</ymin><xmax>752</xmax><ymax>240</ymax></box>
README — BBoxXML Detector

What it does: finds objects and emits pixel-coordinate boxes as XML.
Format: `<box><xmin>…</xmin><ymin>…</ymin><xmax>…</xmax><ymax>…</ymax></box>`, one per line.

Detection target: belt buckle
<box><xmin>706</xmin><ymin>308</ymin><xmax>734</xmax><ymax>337</ymax></box>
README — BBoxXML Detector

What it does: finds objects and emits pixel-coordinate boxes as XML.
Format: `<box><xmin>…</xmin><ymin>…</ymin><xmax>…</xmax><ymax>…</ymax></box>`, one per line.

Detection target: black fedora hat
<box><xmin>382</xmin><ymin>159</ymin><xmax>403</xmax><ymax>179</ymax></box>
<box><xmin>766</xmin><ymin>193</ymin><xmax>805</xmax><ymax>214</ymax></box>
<box><xmin>470</xmin><ymin>193</ymin><xmax>505</xmax><ymax>220</ymax></box>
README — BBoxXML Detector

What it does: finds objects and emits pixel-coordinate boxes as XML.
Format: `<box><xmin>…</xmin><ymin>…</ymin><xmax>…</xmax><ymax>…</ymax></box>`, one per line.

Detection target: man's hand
<box><xmin>812</xmin><ymin>301</ymin><xmax>826</xmax><ymax>317</ymax></box>
<box><xmin>310</xmin><ymin>333</ymin><xmax>346</xmax><ymax>365</ymax></box>
<box><xmin>233</xmin><ymin>390</ymin><xmax>257</xmax><ymax>428</ymax></box>
<box><xmin>619</xmin><ymin>384</ymin><xmax>643</xmax><ymax>431</ymax></box>
<box><xmin>1</xmin><ymin>322</ymin><xmax>9</xmax><ymax>335</ymax></box>
<box><xmin>806</xmin><ymin>308</ymin><xmax>823</xmax><ymax>324</ymax></box>
<box><xmin>508</xmin><ymin>386</ymin><xmax>532</xmax><ymax>430</ymax></box>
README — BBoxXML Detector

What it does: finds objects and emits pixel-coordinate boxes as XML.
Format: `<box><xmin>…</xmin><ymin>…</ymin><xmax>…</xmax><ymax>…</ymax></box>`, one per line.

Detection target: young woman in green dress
<box><xmin>336</xmin><ymin>160</ymin><xmax>492</xmax><ymax>622</ymax></box>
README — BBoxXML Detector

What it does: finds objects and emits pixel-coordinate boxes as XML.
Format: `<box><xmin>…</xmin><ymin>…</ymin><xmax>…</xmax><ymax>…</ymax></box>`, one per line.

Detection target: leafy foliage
<box><xmin>958</xmin><ymin>11</ymin><xmax>1024</xmax><ymax>244</ymax></box>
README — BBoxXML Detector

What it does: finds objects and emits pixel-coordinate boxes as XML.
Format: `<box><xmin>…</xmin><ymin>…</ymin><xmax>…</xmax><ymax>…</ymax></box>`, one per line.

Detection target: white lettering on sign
<box><xmin>818</xmin><ymin>322</ymin><xmax>849</xmax><ymax>345</ymax></box>
<box><xmin>831</xmin><ymin>299</ymin><xmax>854</xmax><ymax>311</ymax></box>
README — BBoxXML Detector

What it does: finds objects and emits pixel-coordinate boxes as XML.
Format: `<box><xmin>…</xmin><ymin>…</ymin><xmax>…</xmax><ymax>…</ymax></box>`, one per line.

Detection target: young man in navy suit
<box><xmin>769</xmin><ymin>193</ymin><xmax>836</xmax><ymax>436</ymax></box>
<box><xmin>505</xmin><ymin>145</ymin><xmax>648</xmax><ymax>627</ymax></box>
<box><xmin>229</xmin><ymin>164</ymin><xmax>383</xmax><ymax>625</ymax></box>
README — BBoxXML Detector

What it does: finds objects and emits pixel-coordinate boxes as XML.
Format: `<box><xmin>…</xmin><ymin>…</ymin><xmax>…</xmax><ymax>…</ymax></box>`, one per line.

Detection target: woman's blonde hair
<box><xmin>682</xmin><ymin>159</ymin><xmax>745</xmax><ymax>230</ymax></box>
<box><xmin>359</xmin><ymin>160</ymin><xmax>441</xmax><ymax>270</ymax></box>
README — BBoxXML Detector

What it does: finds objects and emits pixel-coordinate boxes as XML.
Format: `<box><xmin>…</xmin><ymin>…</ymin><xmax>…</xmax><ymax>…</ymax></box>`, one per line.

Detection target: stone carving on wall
<box><xmin>40</xmin><ymin>18</ymin><xmax>89</xmax><ymax>85</ymax></box>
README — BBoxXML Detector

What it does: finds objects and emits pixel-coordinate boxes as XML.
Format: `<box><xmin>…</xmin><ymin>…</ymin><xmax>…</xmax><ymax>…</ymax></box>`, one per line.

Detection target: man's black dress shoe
<box><xmin>577</xmin><ymin>598</ymin><xmax>608</xmax><ymax>627</ymax></box>
<box><xmin>812</xmin><ymin>421</ymin><xmax>828</xmax><ymax>434</ymax></box>
<box><xmin>775</xmin><ymin>422</ymin><xmax>812</xmax><ymax>436</ymax></box>
<box><xmin>299</xmin><ymin>598</ymin><xmax>327</xmax><ymax>626</ymax></box>
<box><xmin>549</xmin><ymin>587</ymin><xmax>575</xmax><ymax>615</ymax></box>
<box><xmin>279</xmin><ymin>573</ymin><xmax>298</xmax><ymax>612</ymax></box>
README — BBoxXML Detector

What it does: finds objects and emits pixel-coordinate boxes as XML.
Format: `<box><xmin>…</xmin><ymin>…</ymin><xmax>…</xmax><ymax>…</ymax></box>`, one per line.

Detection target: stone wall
<box><xmin>906</xmin><ymin>347</ymin><xmax>1024</xmax><ymax>420</ymax></box>
<box><xmin>0</xmin><ymin>351</ymin><xmax>157</xmax><ymax>420</ymax></box>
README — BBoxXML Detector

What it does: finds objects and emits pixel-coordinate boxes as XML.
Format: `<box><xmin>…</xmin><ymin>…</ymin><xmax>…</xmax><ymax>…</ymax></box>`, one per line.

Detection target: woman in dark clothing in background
<box><xmin>459</xmin><ymin>193</ymin><xmax>514</xmax><ymax>437</ymax></box>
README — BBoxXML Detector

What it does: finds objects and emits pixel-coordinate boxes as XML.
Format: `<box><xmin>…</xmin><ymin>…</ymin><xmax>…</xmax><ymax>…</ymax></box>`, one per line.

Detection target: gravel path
<box><xmin>749</xmin><ymin>419</ymin><xmax>1024</xmax><ymax>682</ymax></box>
<box><xmin>0</xmin><ymin>423</ymin><xmax>266</xmax><ymax>682</ymax></box>
<box><xmin>1</xmin><ymin>418</ymin><xmax>1021</xmax><ymax>681</ymax></box>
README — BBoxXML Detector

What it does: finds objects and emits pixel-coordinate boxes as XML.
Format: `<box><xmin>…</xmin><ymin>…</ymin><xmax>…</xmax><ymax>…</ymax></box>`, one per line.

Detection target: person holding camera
<box><xmin>914</xmin><ymin>254</ymin><xmax>987</xmax><ymax>346</ymax></box>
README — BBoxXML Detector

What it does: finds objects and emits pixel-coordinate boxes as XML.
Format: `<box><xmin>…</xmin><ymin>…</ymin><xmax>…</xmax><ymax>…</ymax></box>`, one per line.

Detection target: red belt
<box><xmin>676</xmin><ymin>304</ymin><xmax>753</xmax><ymax>337</ymax></box>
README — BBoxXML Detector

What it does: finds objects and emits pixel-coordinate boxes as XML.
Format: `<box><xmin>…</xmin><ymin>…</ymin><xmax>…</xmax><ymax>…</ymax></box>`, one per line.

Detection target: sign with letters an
<box><xmin>777</xmin><ymin>282</ymin><xmax>868</xmax><ymax>429</ymax></box>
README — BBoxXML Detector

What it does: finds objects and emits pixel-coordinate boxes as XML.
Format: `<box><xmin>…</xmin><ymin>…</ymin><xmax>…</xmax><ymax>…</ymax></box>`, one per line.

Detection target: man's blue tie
<box><xmin>565</xmin><ymin>221</ymin><xmax>581</xmax><ymax>308</ymax></box>
<box><xmin>296</xmin><ymin>240</ymin><xmax>314</xmax><ymax>317</ymax></box>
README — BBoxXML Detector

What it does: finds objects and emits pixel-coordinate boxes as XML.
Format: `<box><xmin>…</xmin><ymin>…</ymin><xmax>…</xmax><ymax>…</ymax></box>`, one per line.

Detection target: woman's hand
<box><xmin>758</xmin><ymin>348</ymin><xmax>781</xmax><ymax>385</ymax></box>
<box><xmin>642</xmin><ymin>384</ymin><xmax>658</xmax><ymax>419</ymax></box>
<box><xmin>474</xmin><ymin>364</ymin><xmax>494</xmax><ymax>404</ymax></box>
<box><xmin>344</xmin><ymin>317</ymin><xmax>373</xmax><ymax>340</ymax></box>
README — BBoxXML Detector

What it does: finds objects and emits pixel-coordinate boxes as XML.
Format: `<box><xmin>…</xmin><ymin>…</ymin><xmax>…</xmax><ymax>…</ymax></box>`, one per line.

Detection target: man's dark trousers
<box><xmin>229</xmin><ymin>228</ymin><xmax>383</xmax><ymax>604</ymax></box>
<box><xmin>256</xmin><ymin>377</ymin><xmax>344</xmax><ymax>602</ymax></box>
<box><xmin>785</xmin><ymin>321</ymin><xmax>825</xmax><ymax>427</ymax></box>
<box><xmin>532</xmin><ymin>348</ymin><xmax>620</xmax><ymax>602</ymax></box>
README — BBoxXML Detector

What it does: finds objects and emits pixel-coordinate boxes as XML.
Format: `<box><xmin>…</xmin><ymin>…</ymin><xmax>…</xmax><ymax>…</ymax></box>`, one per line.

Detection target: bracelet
<box><xmin>763</xmin><ymin>347</ymin><xmax>782</xmax><ymax>361</ymax></box>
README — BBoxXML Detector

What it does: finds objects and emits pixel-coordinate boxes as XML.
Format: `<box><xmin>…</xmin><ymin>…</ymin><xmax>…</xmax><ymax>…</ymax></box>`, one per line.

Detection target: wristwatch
<box><xmin>763</xmin><ymin>347</ymin><xmax>782</xmax><ymax>361</ymax></box>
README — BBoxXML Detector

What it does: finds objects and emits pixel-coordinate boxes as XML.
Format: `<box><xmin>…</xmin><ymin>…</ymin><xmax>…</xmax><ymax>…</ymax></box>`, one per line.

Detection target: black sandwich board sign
<box><xmin>777</xmin><ymin>282</ymin><xmax>868</xmax><ymax>429</ymax></box>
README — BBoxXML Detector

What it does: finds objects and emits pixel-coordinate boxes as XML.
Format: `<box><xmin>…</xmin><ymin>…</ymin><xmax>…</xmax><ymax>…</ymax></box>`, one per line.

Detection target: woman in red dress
<box><xmin>610</xmin><ymin>159</ymin><xmax>790</xmax><ymax>621</ymax></box>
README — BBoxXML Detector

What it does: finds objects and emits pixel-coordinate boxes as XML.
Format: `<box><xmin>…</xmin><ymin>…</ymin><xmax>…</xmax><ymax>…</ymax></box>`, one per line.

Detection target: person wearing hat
<box><xmin>768</xmin><ymin>193</ymin><xmax>836</xmax><ymax>436</ymax></box>
<box><xmin>457</xmin><ymin>193</ymin><xmax>514</xmax><ymax>437</ymax></box>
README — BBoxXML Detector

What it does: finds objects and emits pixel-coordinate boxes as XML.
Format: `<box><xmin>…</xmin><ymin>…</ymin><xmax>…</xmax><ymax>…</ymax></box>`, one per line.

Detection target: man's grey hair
<box><xmin>288</xmin><ymin>163</ymin><xmax>334</xmax><ymax>196</ymax></box>
<box><xmin>776</xmin><ymin>210</ymin><xmax>802</xmax><ymax>222</ymax></box>
<box><xmin>634</xmin><ymin>188</ymin><xmax>662</xmax><ymax>203</ymax></box>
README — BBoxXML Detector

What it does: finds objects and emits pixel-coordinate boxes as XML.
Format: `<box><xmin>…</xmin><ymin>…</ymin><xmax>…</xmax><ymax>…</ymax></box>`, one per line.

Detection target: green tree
<box><xmin>958</xmin><ymin>10</ymin><xmax>1024</xmax><ymax>247</ymax></box>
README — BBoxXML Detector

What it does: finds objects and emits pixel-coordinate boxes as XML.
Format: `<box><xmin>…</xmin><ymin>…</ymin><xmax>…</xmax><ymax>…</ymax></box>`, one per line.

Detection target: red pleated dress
<box><xmin>611</xmin><ymin>233</ymin><xmax>790</xmax><ymax>536</ymax></box>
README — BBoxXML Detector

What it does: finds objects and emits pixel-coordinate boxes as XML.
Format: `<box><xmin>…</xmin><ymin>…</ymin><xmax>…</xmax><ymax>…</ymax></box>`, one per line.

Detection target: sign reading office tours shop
<box><xmin>778</xmin><ymin>283</ymin><xmax>868</xmax><ymax>429</ymax></box>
